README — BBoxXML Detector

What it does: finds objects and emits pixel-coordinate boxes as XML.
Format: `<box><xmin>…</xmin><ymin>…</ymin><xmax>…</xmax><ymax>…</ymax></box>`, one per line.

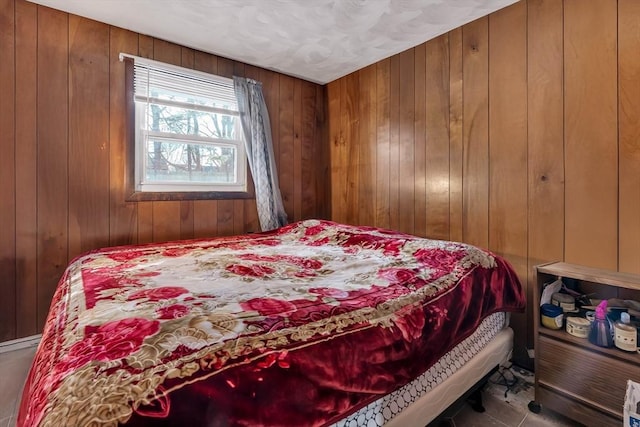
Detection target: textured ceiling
<box><xmin>28</xmin><ymin>0</ymin><xmax>518</xmax><ymax>84</ymax></box>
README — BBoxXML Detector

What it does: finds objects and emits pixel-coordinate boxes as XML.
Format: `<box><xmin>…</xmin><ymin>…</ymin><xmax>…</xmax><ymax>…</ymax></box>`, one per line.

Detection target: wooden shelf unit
<box><xmin>533</xmin><ymin>262</ymin><xmax>640</xmax><ymax>426</ymax></box>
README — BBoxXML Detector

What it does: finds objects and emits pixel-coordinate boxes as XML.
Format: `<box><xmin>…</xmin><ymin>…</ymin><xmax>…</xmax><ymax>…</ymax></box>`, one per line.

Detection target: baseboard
<box><xmin>0</xmin><ymin>334</ymin><xmax>41</xmax><ymax>354</ymax></box>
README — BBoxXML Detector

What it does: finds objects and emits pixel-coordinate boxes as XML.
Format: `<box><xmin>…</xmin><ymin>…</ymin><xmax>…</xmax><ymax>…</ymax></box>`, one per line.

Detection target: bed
<box><xmin>18</xmin><ymin>219</ymin><xmax>525</xmax><ymax>427</ymax></box>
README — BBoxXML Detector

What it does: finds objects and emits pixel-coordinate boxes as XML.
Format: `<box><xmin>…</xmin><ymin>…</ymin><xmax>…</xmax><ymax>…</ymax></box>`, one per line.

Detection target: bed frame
<box><xmin>387</xmin><ymin>326</ymin><xmax>513</xmax><ymax>426</ymax></box>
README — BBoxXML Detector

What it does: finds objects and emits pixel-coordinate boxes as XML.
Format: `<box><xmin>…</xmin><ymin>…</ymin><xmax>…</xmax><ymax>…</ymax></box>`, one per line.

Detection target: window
<box><xmin>120</xmin><ymin>54</ymin><xmax>249</xmax><ymax>200</ymax></box>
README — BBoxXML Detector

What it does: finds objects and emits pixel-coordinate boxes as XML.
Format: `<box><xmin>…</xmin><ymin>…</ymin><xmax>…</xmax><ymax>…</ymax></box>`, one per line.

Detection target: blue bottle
<box><xmin>588</xmin><ymin>300</ymin><xmax>614</xmax><ymax>348</ymax></box>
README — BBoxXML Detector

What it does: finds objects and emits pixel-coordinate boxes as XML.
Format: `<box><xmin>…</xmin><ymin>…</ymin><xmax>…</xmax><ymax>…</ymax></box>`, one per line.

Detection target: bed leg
<box><xmin>467</xmin><ymin>388</ymin><xmax>486</xmax><ymax>413</ymax></box>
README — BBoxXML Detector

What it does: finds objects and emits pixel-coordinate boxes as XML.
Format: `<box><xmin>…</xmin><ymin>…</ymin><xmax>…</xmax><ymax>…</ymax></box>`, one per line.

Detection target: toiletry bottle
<box><xmin>614</xmin><ymin>312</ymin><xmax>638</xmax><ymax>352</ymax></box>
<box><xmin>588</xmin><ymin>300</ymin><xmax>614</xmax><ymax>348</ymax></box>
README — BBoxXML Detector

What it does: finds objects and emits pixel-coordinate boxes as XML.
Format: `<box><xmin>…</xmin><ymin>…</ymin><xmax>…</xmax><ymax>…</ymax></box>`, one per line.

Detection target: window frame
<box><xmin>122</xmin><ymin>55</ymin><xmax>253</xmax><ymax>202</ymax></box>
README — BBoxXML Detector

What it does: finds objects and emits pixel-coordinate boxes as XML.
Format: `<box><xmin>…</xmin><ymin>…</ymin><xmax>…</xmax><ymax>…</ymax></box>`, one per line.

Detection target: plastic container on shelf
<box><xmin>541</xmin><ymin>303</ymin><xmax>563</xmax><ymax>330</ymax></box>
<box><xmin>588</xmin><ymin>300</ymin><xmax>614</xmax><ymax>348</ymax></box>
<box><xmin>615</xmin><ymin>312</ymin><xmax>638</xmax><ymax>352</ymax></box>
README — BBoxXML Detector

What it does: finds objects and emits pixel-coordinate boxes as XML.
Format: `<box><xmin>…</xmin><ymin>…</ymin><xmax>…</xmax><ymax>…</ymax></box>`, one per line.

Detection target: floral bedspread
<box><xmin>18</xmin><ymin>220</ymin><xmax>524</xmax><ymax>427</ymax></box>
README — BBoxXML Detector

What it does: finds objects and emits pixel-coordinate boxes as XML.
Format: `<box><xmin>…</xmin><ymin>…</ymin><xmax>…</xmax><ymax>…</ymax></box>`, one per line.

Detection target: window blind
<box><xmin>119</xmin><ymin>53</ymin><xmax>238</xmax><ymax>112</ymax></box>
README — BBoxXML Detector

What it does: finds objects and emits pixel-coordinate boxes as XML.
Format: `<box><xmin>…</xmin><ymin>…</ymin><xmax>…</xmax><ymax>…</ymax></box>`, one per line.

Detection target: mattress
<box><xmin>335</xmin><ymin>312</ymin><xmax>507</xmax><ymax>426</ymax></box>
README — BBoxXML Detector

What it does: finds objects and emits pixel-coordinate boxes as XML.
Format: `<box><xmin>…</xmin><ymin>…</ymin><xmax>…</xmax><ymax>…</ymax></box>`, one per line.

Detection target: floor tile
<box><xmin>451</xmin><ymin>367</ymin><xmax>582</xmax><ymax>427</ymax></box>
<box><xmin>0</xmin><ymin>346</ymin><xmax>36</xmax><ymax>423</ymax></box>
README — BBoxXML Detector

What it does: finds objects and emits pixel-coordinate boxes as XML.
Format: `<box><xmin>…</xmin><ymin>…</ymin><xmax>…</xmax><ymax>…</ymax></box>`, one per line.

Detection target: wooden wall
<box><xmin>0</xmin><ymin>0</ymin><xmax>329</xmax><ymax>342</ymax></box>
<box><xmin>328</xmin><ymin>0</ymin><xmax>640</xmax><ymax>367</ymax></box>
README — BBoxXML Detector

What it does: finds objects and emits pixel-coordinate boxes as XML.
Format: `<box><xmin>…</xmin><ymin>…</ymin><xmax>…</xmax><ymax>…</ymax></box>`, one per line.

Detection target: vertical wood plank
<box><xmin>233</xmin><ymin>199</ymin><xmax>245</xmax><ymax>235</ymax></box>
<box><xmin>425</xmin><ymin>35</ymin><xmax>451</xmax><ymax>241</ymax></box>
<box><xmin>279</xmin><ymin>75</ymin><xmax>295</xmax><ymax>220</ymax></box>
<box><xmin>293</xmin><ymin>79</ymin><xmax>303</xmax><ymax>222</ymax></box>
<box><xmin>344</xmin><ymin>73</ymin><xmax>360</xmax><ymax>225</ymax></box>
<box><xmin>528</xmin><ymin>0</ymin><xmax>565</xmax><ymax>283</ymax></box>
<box><xmin>388</xmin><ymin>56</ymin><xmax>400</xmax><ymax>231</ymax></box>
<box><xmin>398</xmin><ymin>49</ymin><xmax>415</xmax><ymax>234</ymax></box>
<box><xmin>136</xmin><ymin>35</ymin><xmax>154</xmax><ymax>244</ymax></box>
<box><xmin>327</xmin><ymin>79</ymin><xmax>343</xmax><ymax>222</ymax></box>
<box><xmin>618</xmin><ymin>0</ymin><xmax>640</xmax><ymax>274</ymax></box>
<box><xmin>449</xmin><ymin>28</ymin><xmax>464</xmax><ymax>243</ymax></box>
<box><xmin>358</xmin><ymin>64</ymin><xmax>376</xmax><ymax>226</ymax></box>
<box><xmin>109</xmin><ymin>27</ymin><xmax>138</xmax><ymax>247</ymax></box>
<box><xmin>0</xmin><ymin>0</ymin><xmax>16</xmax><ymax>341</ymax></box>
<box><xmin>37</xmin><ymin>6</ymin><xmax>69</xmax><ymax>329</ymax></box>
<box><xmin>68</xmin><ymin>16</ymin><xmax>110</xmax><ymax>257</ymax></box>
<box><xmin>527</xmin><ymin>0</ymin><xmax>564</xmax><ymax>361</ymax></box>
<box><xmin>15</xmin><ymin>0</ymin><xmax>38</xmax><ymax>337</ymax></box>
<box><xmin>316</xmin><ymin>85</ymin><xmax>330</xmax><ymax>221</ymax></box>
<box><xmin>193</xmin><ymin>200</ymin><xmax>218</xmax><ymax>238</ymax></box>
<box><xmin>488</xmin><ymin>1</ymin><xmax>529</xmax><ymax>365</ymax></box>
<box><xmin>488</xmin><ymin>5</ymin><xmax>529</xmax><ymax>260</ymax></box>
<box><xmin>564</xmin><ymin>0</ymin><xmax>618</xmax><ymax>269</ymax></box>
<box><xmin>375</xmin><ymin>59</ymin><xmax>391</xmax><ymax>229</ymax></box>
<box><xmin>413</xmin><ymin>44</ymin><xmax>427</xmax><ymax>238</ymax></box>
<box><xmin>461</xmin><ymin>18</ymin><xmax>489</xmax><ymax>249</ymax></box>
<box><xmin>217</xmin><ymin>200</ymin><xmax>235</xmax><ymax>236</ymax></box>
<box><xmin>300</xmin><ymin>81</ymin><xmax>318</xmax><ymax>221</ymax></box>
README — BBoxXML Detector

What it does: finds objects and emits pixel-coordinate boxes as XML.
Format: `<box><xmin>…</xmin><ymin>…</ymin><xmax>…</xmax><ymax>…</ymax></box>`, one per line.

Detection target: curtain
<box><xmin>233</xmin><ymin>76</ymin><xmax>288</xmax><ymax>231</ymax></box>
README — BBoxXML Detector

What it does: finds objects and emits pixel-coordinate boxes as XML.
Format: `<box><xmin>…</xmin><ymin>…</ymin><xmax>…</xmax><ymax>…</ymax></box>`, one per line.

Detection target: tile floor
<box><xmin>2</xmin><ymin>346</ymin><xmax>581</xmax><ymax>427</ymax></box>
<box><xmin>0</xmin><ymin>345</ymin><xmax>36</xmax><ymax>427</ymax></box>
<box><xmin>432</xmin><ymin>367</ymin><xmax>583</xmax><ymax>427</ymax></box>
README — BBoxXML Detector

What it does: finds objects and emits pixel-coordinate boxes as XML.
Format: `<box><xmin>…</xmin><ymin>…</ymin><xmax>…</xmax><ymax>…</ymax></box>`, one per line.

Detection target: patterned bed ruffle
<box><xmin>334</xmin><ymin>312</ymin><xmax>507</xmax><ymax>427</ymax></box>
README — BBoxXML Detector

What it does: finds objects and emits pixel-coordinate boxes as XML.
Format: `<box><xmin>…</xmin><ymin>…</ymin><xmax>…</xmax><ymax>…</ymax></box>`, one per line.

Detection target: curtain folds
<box><xmin>233</xmin><ymin>76</ymin><xmax>288</xmax><ymax>231</ymax></box>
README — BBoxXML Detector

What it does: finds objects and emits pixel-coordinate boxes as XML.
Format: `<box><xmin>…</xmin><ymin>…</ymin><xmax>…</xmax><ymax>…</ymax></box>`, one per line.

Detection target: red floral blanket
<box><xmin>18</xmin><ymin>220</ymin><xmax>524</xmax><ymax>427</ymax></box>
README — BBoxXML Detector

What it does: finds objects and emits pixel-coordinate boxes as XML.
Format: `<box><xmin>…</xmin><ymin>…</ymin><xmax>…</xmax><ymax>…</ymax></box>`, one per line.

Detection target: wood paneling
<box><xmin>388</xmin><ymin>57</ymin><xmax>400</xmax><ymax>232</ymax></box>
<box><xmin>564</xmin><ymin>0</ymin><xmax>618</xmax><ymax>269</ymax></box>
<box><xmin>527</xmin><ymin>0</ymin><xmax>565</xmax><ymax>362</ymax></box>
<box><xmin>375</xmin><ymin>59</ymin><xmax>391</xmax><ymax>229</ymax></box>
<box><xmin>279</xmin><ymin>76</ymin><xmax>295</xmax><ymax>219</ymax></box>
<box><xmin>398</xmin><ymin>49</ymin><xmax>415</xmax><ymax>235</ymax></box>
<box><xmin>413</xmin><ymin>45</ymin><xmax>427</xmax><ymax>238</ymax></box>
<box><xmin>0</xmin><ymin>0</ymin><xmax>17</xmax><ymax>342</ymax></box>
<box><xmin>1</xmin><ymin>0</ymin><xmax>328</xmax><ymax>341</ymax></box>
<box><xmin>488</xmin><ymin>1</ymin><xmax>528</xmax><ymax>365</ymax></box>
<box><xmin>358</xmin><ymin>65</ymin><xmax>376</xmax><ymax>226</ymax></box>
<box><xmin>327</xmin><ymin>0</ymin><xmax>640</xmax><ymax>367</ymax></box>
<box><xmin>461</xmin><ymin>18</ymin><xmax>490</xmax><ymax>249</ymax></box>
<box><xmin>618</xmin><ymin>0</ymin><xmax>640</xmax><ymax>275</ymax></box>
<box><xmin>68</xmin><ymin>16</ymin><xmax>110</xmax><ymax>256</ymax></box>
<box><xmin>109</xmin><ymin>27</ymin><xmax>138</xmax><ymax>247</ymax></box>
<box><xmin>5</xmin><ymin>0</ymin><xmax>640</xmax><ymax>371</ymax></box>
<box><xmin>425</xmin><ymin>35</ymin><xmax>451</xmax><ymax>241</ymax></box>
<box><xmin>36</xmin><ymin>6</ymin><xmax>69</xmax><ymax>329</ymax></box>
<box><xmin>15</xmin><ymin>0</ymin><xmax>38</xmax><ymax>337</ymax></box>
<box><xmin>448</xmin><ymin>28</ymin><xmax>464</xmax><ymax>243</ymax></box>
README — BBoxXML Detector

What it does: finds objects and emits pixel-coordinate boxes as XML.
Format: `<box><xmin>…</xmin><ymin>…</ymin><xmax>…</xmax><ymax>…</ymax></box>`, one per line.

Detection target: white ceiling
<box><xmin>28</xmin><ymin>0</ymin><xmax>518</xmax><ymax>84</ymax></box>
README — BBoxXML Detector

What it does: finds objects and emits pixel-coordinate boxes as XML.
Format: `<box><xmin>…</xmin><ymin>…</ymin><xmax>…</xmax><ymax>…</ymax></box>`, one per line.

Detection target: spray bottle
<box><xmin>588</xmin><ymin>300</ymin><xmax>614</xmax><ymax>348</ymax></box>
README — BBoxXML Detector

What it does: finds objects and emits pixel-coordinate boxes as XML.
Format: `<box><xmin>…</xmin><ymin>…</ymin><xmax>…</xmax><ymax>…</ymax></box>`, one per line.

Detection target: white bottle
<box><xmin>614</xmin><ymin>312</ymin><xmax>637</xmax><ymax>352</ymax></box>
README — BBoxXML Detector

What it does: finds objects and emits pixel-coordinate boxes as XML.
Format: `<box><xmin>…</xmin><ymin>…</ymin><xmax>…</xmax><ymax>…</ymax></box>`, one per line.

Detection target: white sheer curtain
<box><xmin>233</xmin><ymin>76</ymin><xmax>288</xmax><ymax>231</ymax></box>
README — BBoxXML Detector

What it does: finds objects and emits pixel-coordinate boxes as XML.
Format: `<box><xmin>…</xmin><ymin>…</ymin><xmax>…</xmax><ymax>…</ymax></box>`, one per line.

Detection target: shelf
<box><xmin>534</xmin><ymin>262</ymin><xmax>640</xmax><ymax>427</ymax></box>
<box><xmin>536</xmin><ymin>262</ymin><xmax>640</xmax><ymax>291</ymax></box>
<box><xmin>538</xmin><ymin>326</ymin><xmax>640</xmax><ymax>365</ymax></box>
